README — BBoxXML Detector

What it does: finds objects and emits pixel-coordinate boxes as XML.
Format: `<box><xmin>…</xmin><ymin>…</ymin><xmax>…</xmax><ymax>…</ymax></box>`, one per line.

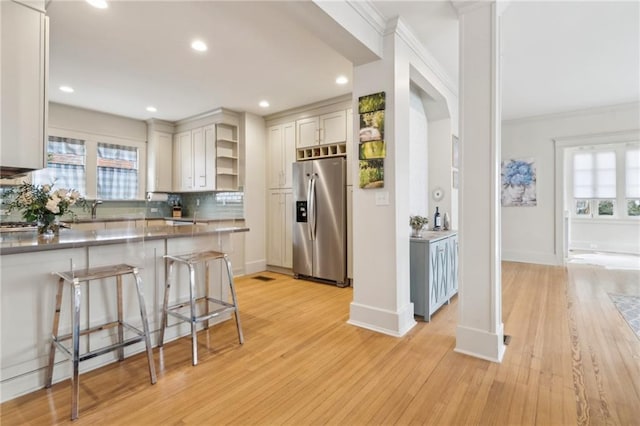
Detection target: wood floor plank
<box><xmin>1</xmin><ymin>261</ymin><xmax>639</xmax><ymax>425</ymax></box>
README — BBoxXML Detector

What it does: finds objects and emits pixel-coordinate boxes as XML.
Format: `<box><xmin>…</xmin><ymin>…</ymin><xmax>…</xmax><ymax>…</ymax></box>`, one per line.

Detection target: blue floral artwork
<box><xmin>501</xmin><ymin>158</ymin><xmax>537</xmax><ymax>207</ymax></box>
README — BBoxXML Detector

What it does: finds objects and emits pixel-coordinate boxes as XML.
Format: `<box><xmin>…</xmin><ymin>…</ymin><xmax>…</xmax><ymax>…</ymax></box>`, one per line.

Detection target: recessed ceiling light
<box><xmin>146</xmin><ymin>106</ymin><xmax>157</xmax><ymax>112</ymax></box>
<box><xmin>86</xmin><ymin>0</ymin><xmax>108</xmax><ymax>9</ymax></box>
<box><xmin>59</xmin><ymin>86</ymin><xmax>74</xmax><ymax>93</ymax></box>
<box><xmin>259</xmin><ymin>100</ymin><xmax>270</xmax><ymax>108</ymax></box>
<box><xmin>191</xmin><ymin>40</ymin><xmax>208</xmax><ymax>52</ymax></box>
<box><xmin>336</xmin><ymin>75</ymin><xmax>349</xmax><ymax>85</ymax></box>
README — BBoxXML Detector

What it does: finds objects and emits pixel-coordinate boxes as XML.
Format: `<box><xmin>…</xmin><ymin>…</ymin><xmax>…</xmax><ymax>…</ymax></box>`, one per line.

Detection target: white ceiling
<box><xmin>47</xmin><ymin>0</ymin><xmax>639</xmax><ymax>123</ymax></box>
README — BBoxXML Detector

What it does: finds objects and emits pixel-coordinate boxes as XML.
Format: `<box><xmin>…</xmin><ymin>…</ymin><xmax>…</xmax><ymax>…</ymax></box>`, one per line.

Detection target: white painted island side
<box><xmin>0</xmin><ymin>225</ymin><xmax>248</xmax><ymax>402</ymax></box>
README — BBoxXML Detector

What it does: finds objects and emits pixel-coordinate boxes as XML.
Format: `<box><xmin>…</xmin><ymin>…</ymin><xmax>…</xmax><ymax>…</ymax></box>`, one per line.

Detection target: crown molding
<box><xmin>386</xmin><ymin>16</ymin><xmax>458</xmax><ymax>97</ymax></box>
<box><xmin>503</xmin><ymin>102</ymin><xmax>640</xmax><ymax>125</ymax></box>
<box><xmin>452</xmin><ymin>1</ymin><xmax>492</xmax><ymax>16</ymax></box>
<box><xmin>347</xmin><ymin>0</ymin><xmax>386</xmax><ymax>36</ymax></box>
<box><xmin>264</xmin><ymin>94</ymin><xmax>352</xmax><ymax>124</ymax></box>
<box><xmin>553</xmin><ymin>129</ymin><xmax>640</xmax><ymax>148</ymax></box>
<box><xmin>174</xmin><ymin>107</ymin><xmax>240</xmax><ymax>126</ymax></box>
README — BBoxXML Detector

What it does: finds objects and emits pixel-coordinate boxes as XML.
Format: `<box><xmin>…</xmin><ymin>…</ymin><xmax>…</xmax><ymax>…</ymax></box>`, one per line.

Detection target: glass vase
<box><xmin>38</xmin><ymin>217</ymin><xmax>60</xmax><ymax>238</ymax></box>
<box><xmin>411</xmin><ymin>226</ymin><xmax>423</xmax><ymax>238</ymax></box>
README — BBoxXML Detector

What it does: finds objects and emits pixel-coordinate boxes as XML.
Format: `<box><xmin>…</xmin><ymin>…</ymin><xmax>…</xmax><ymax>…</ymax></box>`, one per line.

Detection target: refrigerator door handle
<box><xmin>308</xmin><ymin>175</ymin><xmax>317</xmax><ymax>241</ymax></box>
<box><xmin>306</xmin><ymin>175</ymin><xmax>313</xmax><ymax>240</ymax></box>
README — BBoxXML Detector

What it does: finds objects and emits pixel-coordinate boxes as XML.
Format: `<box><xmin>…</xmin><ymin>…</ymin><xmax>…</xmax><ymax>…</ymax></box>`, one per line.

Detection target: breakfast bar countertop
<box><xmin>67</xmin><ymin>216</ymin><xmax>244</xmax><ymax>224</ymax></box>
<box><xmin>0</xmin><ymin>225</ymin><xmax>249</xmax><ymax>255</ymax></box>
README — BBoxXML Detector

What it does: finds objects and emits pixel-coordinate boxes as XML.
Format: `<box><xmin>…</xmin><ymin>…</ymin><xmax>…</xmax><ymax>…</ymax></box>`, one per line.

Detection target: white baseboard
<box><xmin>501</xmin><ymin>250</ymin><xmax>560</xmax><ymax>266</ymax></box>
<box><xmin>455</xmin><ymin>323</ymin><xmax>505</xmax><ymax>363</ymax></box>
<box><xmin>347</xmin><ymin>301</ymin><xmax>416</xmax><ymax>337</ymax></box>
<box><xmin>244</xmin><ymin>259</ymin><xmax>267</xmax><ymax>275</ymax></box>
<box><xmin>265</xmin><ymin>265</ymin><xmax>294</xmax><ymax>275</ymax></box>
<box><xmin>570</xmin><ymin>241</ymin><xmax>640</xmax><ymax>255</ymax></box>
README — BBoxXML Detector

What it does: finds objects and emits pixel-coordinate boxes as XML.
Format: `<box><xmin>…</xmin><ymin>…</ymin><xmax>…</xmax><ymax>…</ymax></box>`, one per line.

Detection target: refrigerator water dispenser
<box><xmin>296</xmin><ymin>201</ymin><xmax>308</xmax><ymax>222</ymax></box>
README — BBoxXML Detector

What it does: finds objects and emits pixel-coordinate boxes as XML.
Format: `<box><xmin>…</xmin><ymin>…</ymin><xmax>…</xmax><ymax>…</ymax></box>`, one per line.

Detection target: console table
<box><xmin>410</xmin><ymin>231</ymin><xmax>458</xmax><ymax>321</ymax></box>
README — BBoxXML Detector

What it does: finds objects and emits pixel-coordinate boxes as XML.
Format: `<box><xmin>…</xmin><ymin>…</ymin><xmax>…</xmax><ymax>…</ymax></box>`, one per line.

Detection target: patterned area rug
<box><xmin>609</xmin><ymin>294</ymin><xmax>640</xmax><ymax>339</ymax></box>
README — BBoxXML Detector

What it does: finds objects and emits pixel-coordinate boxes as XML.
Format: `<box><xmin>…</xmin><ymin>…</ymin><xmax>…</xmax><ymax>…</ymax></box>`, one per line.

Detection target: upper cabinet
<box><xmin>173</xmin><ymin>125</ymin><xmax>216</xmax><ymax>192</ymax></box>
<box><xmin>267</xmin><ymin>122</ymin><xmax>295</xmax><ymax>189</ymax></box>
<box><xmin>164</xmin><ymin>108</ymin><xmax>241</xmax><ymax>193</ymax></box>
<box><xmin>147</xmin><ymin>130</ymin><xmax>173</xmax><ymax>192</ymax></box>
<box><xmin>1</xmin><ymin>0</ymin><xmax>48</xmax><ymax>176</ymax></box>
<box><xmin>345</xmin><ymin>108</ymin><xmax>353</xmax><ymax>186</ymax></box>
<box><xmin>295</xmin><ymin>110</ymin><xmax>347</xmax><ymax>148</ymax></box>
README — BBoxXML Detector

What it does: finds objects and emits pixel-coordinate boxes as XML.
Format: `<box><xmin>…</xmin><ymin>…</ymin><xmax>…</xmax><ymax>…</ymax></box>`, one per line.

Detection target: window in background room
<box><xmin>573</xmin><ymin>150</ymin><xmax>616</xmax><ymax>217</ymax></box>
<box><xmin>626</xmin><ymin>148</ymin><xmax>640</xmax><ymax>216</ymax></box>
<box><xmin>97</xmin><ymin>143</ymin><xmax>138</xmax><ymax>200</ymax></box>
<box><xmin>33</xmin><ymin>136</ymin><xmax>86</xmax><ymax>195</ymax></box>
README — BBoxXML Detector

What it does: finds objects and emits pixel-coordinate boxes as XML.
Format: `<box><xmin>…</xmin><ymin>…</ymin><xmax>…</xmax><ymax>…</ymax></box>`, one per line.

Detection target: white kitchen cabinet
<box><xmin>173</xmin><ymin>125</ymin><xmax>215</xmax><ymax>192</ymax></box>
<box><xmin>410</xmin><ymin>232</ymin><xmax>458</xmax><ymax>322</ymax></box>
<box><xmin>347</xmin><ymin>185</ymin><xmax>353</xmax><ymax>281</ymax></box>
<box><xmin>215</xmin><ymin>123</ymin><xmax>239</xmax><ymax>191</ymax></box>
<box><xmin>1</xmin><ymin>0</ymin><xmax>48</xmax><ymax>176</ymax></box>
<box><xmin>267</xmin><ymin>189</ymin><xmax>293</xmax><ymax>268</ymax></box>
<box><xmin>295</xmin><ymin>110</ymin><xmax>347</xmax><ymax>148</ymax></box>
<box><xmin>174</xmin><ymin>131</ymin><xmax>191</xmax><ymax>191</ymax></box>
<box><xmin>345</xmin><ymin>108</ymin><xmax>353</xmax><ymax>186</ymax></box>
<box><xmin>147</xmin><ymin>131</ymin><xmax>173</xmax><ymax>192</ymax></box>
<box><xmin>267</xmin><ymin>122</ymin><xmax>295</xmax><ymax>189</ymax></box>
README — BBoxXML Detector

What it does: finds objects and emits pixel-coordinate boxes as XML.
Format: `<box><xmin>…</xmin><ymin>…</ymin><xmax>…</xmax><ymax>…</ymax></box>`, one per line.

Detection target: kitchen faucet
<box><xmin>91</xmin><ymin>200</ymin><xmax>103</xmax><ymax>219</ymax></box>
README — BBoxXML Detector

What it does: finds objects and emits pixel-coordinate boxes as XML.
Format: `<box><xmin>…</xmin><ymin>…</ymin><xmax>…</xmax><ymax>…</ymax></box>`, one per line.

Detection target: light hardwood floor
<box><xmin>1</xmin><ymin>261</ymin><xmax>638</xmax><ymax>425</ymax></box>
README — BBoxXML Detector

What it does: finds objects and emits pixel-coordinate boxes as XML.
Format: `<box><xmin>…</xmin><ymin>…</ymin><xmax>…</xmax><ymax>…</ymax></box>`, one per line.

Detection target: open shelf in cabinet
<box><xmin>296</xmin><ymin>142</ymin><xmax>346</xmax><ymax>161</ymax></box>
<box><xmin>215</xmin><ymin>123</ymin><xmax>239</xmax><ymax>190</ymax></box>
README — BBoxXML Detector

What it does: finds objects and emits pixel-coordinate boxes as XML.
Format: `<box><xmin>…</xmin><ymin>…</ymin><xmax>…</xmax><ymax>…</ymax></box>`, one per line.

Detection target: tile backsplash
<box><xmin>0</xmin><ymin>186</ymin><xmax>244</xmax><ymax>222</ymax></box>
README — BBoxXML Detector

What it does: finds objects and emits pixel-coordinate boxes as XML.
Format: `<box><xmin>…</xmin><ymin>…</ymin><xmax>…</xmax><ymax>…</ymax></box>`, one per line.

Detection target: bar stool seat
<box><xmin>159</xmin><ymin>250</ymin><xmax>243</xmax><ymax>366</ymax></box>
<box><xmin>45</xmin><ymin>264</ymin><xmax>157</xmax><ymax>420</ymax></box>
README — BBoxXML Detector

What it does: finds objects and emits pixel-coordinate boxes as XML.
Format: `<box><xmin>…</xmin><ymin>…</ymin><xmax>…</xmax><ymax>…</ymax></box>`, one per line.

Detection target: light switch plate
<box><xmin>375</xmin><ymin>191</ymin><xmax>389</xmax><ymax>206</ymax></box>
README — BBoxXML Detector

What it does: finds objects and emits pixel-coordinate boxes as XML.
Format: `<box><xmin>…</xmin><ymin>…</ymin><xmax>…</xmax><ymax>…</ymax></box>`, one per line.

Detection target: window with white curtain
<box><xmin>626</xmin><ymin>149</ymin><xmax>640</xmax><ymax>216</ymax></box>
<box><xmin>573</xmin><ymin>151</ymin><xmax>616</xmax><ymax>216</ymax></box>
<box><xmin>97</xmin><ymin>143</ymin><xmax>139</xmax><ymax>200</ymax></box>
<box><xmin>33</xmin><ymin>136</ymin><xmax>87</xmax><ymax>195</ymax></box>
<box><xmin>571</xmin><ymin>144</ymin><xmax>640</xmax><ymax>219</ymax></box>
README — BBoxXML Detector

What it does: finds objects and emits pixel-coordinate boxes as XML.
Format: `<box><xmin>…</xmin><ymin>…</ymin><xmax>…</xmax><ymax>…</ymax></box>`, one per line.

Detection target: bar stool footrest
<box><xmin>52</xmin><ymin>320</ymin><xmax>148</xmax><ymax>361</ymax></box>
<box><xmin>53</xmin><ymin>335</ymin><xmax>146</xmax><ymax>362</ymax></box>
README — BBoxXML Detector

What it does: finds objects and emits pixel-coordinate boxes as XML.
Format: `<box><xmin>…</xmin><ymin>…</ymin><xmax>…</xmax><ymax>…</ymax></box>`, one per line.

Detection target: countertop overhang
<box><xmin>0</xmin><ymin>225</ymin><xmax>249</xmax><ymax>255</ymax></box>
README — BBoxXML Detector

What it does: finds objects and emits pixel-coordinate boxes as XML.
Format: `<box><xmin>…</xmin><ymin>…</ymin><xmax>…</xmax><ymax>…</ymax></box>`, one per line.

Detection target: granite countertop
<box><xmin>69</xmin><ymin>216</ymin><xmax>244</xmax><ymax>224</ymax></box>
<box><xmin>165</xmin><ymin>217</ymin><xmax>244</xmax><ymax>223</ymax></box>
<box><xmin>0</xmin><ymin>224</ymin><xmax>249</xmax><ymax>255</ymax></box>
<box><xmin>410</xmin><ymin>230</ymin><xmax>457</xmax><ymax>243</ymax></box>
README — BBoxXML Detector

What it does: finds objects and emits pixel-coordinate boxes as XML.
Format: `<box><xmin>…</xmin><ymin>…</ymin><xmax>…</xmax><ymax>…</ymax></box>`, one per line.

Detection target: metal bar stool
<box><xmin>159</xmin><ymin>250</ymin><xmax>243</xmax><ymax>366</ymax></box>
<box><xmin>45</xmin><ymin>264</ymin><xmax>157</xmax><ymax>420</ymax></box>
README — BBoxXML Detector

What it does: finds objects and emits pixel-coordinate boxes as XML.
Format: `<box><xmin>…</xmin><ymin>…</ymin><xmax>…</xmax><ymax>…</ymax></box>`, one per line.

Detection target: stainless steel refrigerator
<box><xmin>292</xmin><ymin>157</ymin><xmax>347</xmax><ymax>287</ymax></box>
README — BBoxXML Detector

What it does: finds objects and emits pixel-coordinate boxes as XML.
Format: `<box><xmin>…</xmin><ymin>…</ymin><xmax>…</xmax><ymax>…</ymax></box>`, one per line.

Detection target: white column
<box><xmin>348</xmin><ymin>31</ymin><xmax>417</xmax><ymax>337</ymax></box>
<box><xmin>455</xmin><ymin>1</ymin><xmax>505</xmax><ymax>362</ymax></box>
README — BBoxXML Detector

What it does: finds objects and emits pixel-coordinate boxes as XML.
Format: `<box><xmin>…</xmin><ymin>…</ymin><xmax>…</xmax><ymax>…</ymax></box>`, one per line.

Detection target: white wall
<box><xmin>240</xmin><ymin>112</ymin><xmax>267</xmax><ymax>274</ymax></box>
<box><xmin>409</xmin><ymin>88</ymin><xmax>428</xmax><ymax>219</ymax></box>
<box><xmin>571</xmin><ymin>220</ymin><xmax>640</xmax><ymax>254</ymax></box>
<box><xmin>501</xmin><ymin>103</ymin><xmax>640</xmax><ymax>264</ymax></box>
<box><xmin>48</xmin><ymin>102</ymin><xmax>147</xmax><ymax>142</ymax></box>
<box><xmin>428</xmin><ymin>118</ymin><xmax>455</xmax><ymax>228</ymax></box>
